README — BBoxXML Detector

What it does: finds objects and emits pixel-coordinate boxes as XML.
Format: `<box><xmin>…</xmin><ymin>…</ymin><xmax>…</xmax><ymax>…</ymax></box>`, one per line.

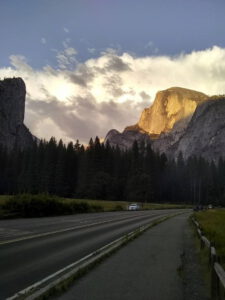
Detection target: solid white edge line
<box><xmin>0</xmin><ymin>212</ymin><xmax>154</xmax><ymax>246</ymax></box>
<box><xmin>7</xmin><ymin>212</ymin><xmax>182</xmax><ymax>300</ymax></box>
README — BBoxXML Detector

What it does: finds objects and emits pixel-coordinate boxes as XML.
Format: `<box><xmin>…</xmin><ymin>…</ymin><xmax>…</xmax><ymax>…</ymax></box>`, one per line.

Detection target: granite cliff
<box><xmin>133</xmin><ymin>87</ymin><xmax>208</xmax><ymax>136</ymax></box>
<box><xmin>172</xmin><ymin>97</ymin><xmax>225</xmax><ymax>161</ymax></box>
<box><xmin>105</xmin><ymin>129</ymin><xmax>150</xmax><ymax>150</ymax></box>
<box><xmin>0</xmin><ymin>77</ymin><xmax>34</xmax><ymax>150</ymax></box>
<box><xmin>105</xmin><ymin>87</ymin><xmax>225</xmax><ymax>161</ymax></box>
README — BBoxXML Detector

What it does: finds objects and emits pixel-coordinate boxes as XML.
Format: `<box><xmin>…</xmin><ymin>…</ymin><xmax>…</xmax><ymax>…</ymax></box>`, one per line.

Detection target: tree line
<box><xmin>0</xmin><ymin>136</ymin><xmax>224</xmax><ymax>206</ymax></box>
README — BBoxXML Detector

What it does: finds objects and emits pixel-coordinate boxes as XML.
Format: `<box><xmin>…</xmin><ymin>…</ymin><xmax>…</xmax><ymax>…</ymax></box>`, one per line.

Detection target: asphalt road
<box><xmin>59</xmin><ymin>213</ymin><xmax>209</xmax><ymax>300</ymax></box>
<box><xmin>0</xmin><ymin>211</ymin><xmax>157</xmax><ymax>242</ymax></box>
<box><xmin>0</xmin><ymin>209</ymin><xmax>185</xmax><ymax>299</ymax></box>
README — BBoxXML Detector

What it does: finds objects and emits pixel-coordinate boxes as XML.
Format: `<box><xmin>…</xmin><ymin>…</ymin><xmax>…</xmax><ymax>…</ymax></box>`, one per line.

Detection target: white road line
<box><xmin>0</xmin><ymin>213</ymin><xmax>156</xmax><ymax>246</ymax></box>
<box><xmin>7</xmin><ymin>214</ymin><xmax>176</xmax><ymax>300</ymax></box>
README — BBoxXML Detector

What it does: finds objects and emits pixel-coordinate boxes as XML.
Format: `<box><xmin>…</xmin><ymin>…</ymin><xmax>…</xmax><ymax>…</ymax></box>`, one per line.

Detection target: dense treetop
<box><xmin>0</xmin><ymin>137</ymin><xmax>224</xmax><ymax>206</ymax></box>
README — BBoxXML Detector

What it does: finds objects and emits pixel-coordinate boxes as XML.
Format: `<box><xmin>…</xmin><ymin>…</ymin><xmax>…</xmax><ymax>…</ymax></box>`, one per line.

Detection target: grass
<box><xmin>0</xmin><ymin>195</ymin><xmax>13</xmax><ymax>204</ymax></box>
<box><xmin>190</xmin><ymin>218</ymin><xmax>211</xmax><ymax>295</ymax></box>
<box><xmin>194</xmin><ymin>209</ymin><xmax>225</xmax><ymax>268</ymax></box>
<box><xmin>63</xmin><ymin>198</ymin><xmax>128</xmax><ymax>212</ymax></box>
<box><xmin>0</xmin><ymin>194</ymin><xmax>190</xmax><ymax>219</ymax></box>
<box><xmin>62</xmin><ymin>198</ymin><xmax>190</xmax><ymax>211</ymax></box>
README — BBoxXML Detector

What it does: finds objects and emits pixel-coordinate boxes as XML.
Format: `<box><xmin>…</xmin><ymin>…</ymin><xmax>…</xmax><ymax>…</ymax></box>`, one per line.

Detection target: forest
<box><xmin>0</xmin><ymin>136</ymin><xmax>224</xmax><ymax>206</ymax></box>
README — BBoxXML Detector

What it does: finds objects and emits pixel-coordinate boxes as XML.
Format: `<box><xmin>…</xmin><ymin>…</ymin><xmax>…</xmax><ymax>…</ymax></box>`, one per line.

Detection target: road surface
<box><xmin>0</xmin><ymin>209</ymin><xmax>184</xmax><ymax>299</ymax></box>
<box><xmin>58</xmin><ymin>213</ymin><xmax>209</xmax><ymax>300</ymax></box>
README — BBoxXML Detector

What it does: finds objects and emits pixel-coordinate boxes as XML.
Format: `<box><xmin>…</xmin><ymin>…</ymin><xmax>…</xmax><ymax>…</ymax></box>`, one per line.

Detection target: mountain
<box><xmin>129</xmin><ymin>87</ymin><xmax>208</xmax><ymax>136</ymax></box>
<box><xmin>0</xmin><ymin>77</ymin><xmax>34</xmax><ymax>150</ymax></box>
<box><xmin>105</xmin><ymin>87</ymin><xmax>225</xmax><ymax>161</ymax></box>
<box><xmin>105</xmin><ymin>129</ymin><xmax>150</xmax><ymax>150</ymax></box>
<box><xmin>173</xmin><ymin>97</ymin><xmax>225</xmax><ymax>161</ymax></box>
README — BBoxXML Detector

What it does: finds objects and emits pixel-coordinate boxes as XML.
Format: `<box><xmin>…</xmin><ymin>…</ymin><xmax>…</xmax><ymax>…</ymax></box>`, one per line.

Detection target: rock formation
<box><xmin>105</xmin><ymin>87</ymin><xmax>225</xmax><ymax>161</ymax></box>
<box><xmin>105</xmin><ymin>129</ymin><xmax>150</xmax><ymax>150</ymax></box>
<box><xmin>173</xmin><ymin>97</ymin><xmax>225</xmax><ymax>161</ymax></box>
<box><xmin>127</xmin><ymin>87</ymin><xmax>209</xmax><ymax>135</ymax></box>
<box><xmin>0</xmin><ymin>77</ymin><xmax>34</xmax><ymax>150</ymax></box>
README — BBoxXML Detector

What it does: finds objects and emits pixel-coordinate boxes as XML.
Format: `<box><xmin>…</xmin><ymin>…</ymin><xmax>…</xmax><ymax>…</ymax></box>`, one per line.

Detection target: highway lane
<box><xmin>0</xmin><ymin>209</ymin><xmax>186</xmax><ymax>299</ymax></box>
<box><xmin>59</xmin><ymin>213</ymin><xmax>209</xmax><ymax>300</ymax></box>
<box><xmin>0</xmin><ymin>210</ymin><xmax>159</xmax><ymax>242</ymax></box>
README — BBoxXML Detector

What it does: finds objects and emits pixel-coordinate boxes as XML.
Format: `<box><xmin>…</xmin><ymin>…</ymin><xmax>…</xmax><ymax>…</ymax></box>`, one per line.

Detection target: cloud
<box><xmin>88</xmin><ymin>48</ymin><xmax>96</xmax><ymax>54</ymax></box>
<box><xmin>105</xmin><ymin>55</ymin><xmax>131</xmax><ymax>72</ymax></box>
<box><xmin>41</xmin><ymin>37</ymin><xmax>47</xmax><ymax>44</ymax></box>
<box><xmin>63</xmin><ymin>27</ymin><xmax>69</xmax><ymax>33</ymax></box>
<box><xmin>145</xmin><ymin>41</ymin><xmax>159</xmax><ymax>54</ymax></box>
<box><xmin>64</xmin><ymin>47</ymin><xmax>77</xmax><ymax>56</ymax></box>
<box><xmin>62</xmin><ymin>38</ymin><xmax>71</xmax><ymax>49</ymax></box>
<box><xmin>1</xmin><ymin>46</ymin><xmax>225</xmax><ymax>144</ymax></box>
<box><xmin>55</xmin><ymin>47</ymin><xmax>77</xmax><ymax>69</ymax></box>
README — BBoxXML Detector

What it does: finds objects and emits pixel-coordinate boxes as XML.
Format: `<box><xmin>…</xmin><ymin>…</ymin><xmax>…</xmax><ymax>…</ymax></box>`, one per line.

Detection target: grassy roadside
<box><xmin>194</xmin><ymin>209</ymin><xmax>225</xmax><ymax>268</ymax></box>
<box><xmin>0</xmin><ymin>194</ymin><xmax>190</xmax><ymax>219</ymax></box>
<box><xmin>190</xmin><ymin>218</ymin><xmax>211</xmax><ymax>296</ymax></box>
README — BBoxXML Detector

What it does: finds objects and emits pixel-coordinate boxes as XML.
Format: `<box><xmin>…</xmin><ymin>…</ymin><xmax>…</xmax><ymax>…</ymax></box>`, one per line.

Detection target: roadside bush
<box><xmin>113</xmin><ymin>205</ymin><xmax>124</xmax><ymax>211</ymax></box>
<box><xmin>90</xmin><ymin>204</ymin><xmax>104</xmax><ymax>212</ymax></box>
<box><xmin>1</xmin><ymin>194</ymin><xmax>104</xmax><ymax>218</ymax></box>
<box><xmin>2</xmin><ymin>194</ymin><xmax>66</xmax><ymax>217</ymax></box>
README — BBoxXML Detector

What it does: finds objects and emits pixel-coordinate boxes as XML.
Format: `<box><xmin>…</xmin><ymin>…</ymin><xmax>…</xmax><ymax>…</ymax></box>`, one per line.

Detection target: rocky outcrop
<box><xmin>105</xmin><ymin>129</ymin><xmax>150</xmax><ymax>150</ymax></box>
<box><xmin>135</xmin><ymin>87</ymin><xmax>209</xmax><ymax>135</ymax></box>
<box><xmin>105</xmin><ymin>87</ymin><xmax>225</xmax><ymax>161</ymax></box>
<box><xmin>0</xmin><ymin>77</ymin><xmax>34</xmax><ymax>150</ymax></box>
<box><xmin>173</xmin><ymin>97</ymin><xmax>225</xmax><ymax>161</ymax></box>
<box><xmin>105</xmin><ymin>87</ymin><xmax>209</xmax><ymax>152</ymax></box>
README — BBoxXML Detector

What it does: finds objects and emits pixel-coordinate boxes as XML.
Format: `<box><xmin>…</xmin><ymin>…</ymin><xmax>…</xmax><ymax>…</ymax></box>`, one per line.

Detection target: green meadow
<box><xmin>195</xmin><ymin>209</ymin><xmax>225</xmax><ymax>268</ymax></box>
<box><xmin>0</xmin><ymin>194</ymin><xmax>189</xmax><ymax>219</ymax></box>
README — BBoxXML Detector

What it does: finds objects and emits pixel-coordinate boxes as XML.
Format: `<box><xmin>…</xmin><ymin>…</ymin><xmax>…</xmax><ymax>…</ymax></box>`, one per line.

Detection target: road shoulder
<box><xmin>56</xmin><ymin>213</ymin><xmax>208</xmax><ymax>300</ymax></box>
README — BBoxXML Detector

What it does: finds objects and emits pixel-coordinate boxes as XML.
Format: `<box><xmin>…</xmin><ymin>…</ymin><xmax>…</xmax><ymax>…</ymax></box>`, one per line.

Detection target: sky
<box><xmin>1</xmin><ymin>0</ymin><xmax>225</xmax><ymax>144</ymax></box>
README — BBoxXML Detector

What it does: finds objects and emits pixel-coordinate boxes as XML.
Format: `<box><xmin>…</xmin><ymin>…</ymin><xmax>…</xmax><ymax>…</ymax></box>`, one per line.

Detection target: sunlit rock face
<box><xmin>137</xmin><ymin>87</ymin><xmax>208</xmax><ymax>136</ymax></box>
<box><xmin>105</xmin><ymin>87</ymin><xmax>209</xmax><ymax>153</ymax></box>
<box><xmin>106</xmin><ymin>87</ymin><xmax>225</xmax><ymax>161</ymax></box>
<box><xmin>0</xmin><ymin>78</ymin><xmax>34</xmax><ymax>150</ymax></box>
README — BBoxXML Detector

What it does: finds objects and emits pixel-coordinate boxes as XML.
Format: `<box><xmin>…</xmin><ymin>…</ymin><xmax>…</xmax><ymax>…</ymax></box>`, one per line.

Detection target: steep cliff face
<box><xmin>173</xmin><ymin>97</ymin><xmax>225</xmax><ymax>161</ymax></box>
<box><xmin>105</xmin><ymin>87</ymin><xmax>209</xmax><ymax>153</ymax></box>
<box><xmin>136</xmin><ymin>87</ymin><xmax>208</xmax><ymax>135</ymax></box>
<box><xmin>0</xmin><ymin>77</ymin><xmax>34</xmax><ymax>150</ymax></box>
<box><xmin>105</xmin><ymin>86</ymin><xmax>225</xmax><ymax>161</ymax></box>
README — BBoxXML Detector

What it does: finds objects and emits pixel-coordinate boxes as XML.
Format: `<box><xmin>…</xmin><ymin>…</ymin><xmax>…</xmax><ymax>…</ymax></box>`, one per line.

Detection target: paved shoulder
<box><xmin>58</xmin><ymin>213</ymin><xmax>208</xmax><ymax>300</ymax></box>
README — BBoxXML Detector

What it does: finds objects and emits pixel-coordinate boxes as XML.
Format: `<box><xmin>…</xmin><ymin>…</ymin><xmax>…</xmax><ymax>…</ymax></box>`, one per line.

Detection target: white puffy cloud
<box><xmin>1</xmin><ymin>46</ymin><xmax>225</xmax><ymax>144</ymax></box>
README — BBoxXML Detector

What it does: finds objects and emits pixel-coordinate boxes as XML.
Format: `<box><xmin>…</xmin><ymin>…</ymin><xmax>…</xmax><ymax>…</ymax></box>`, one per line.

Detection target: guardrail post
<box><xmin>200</xmin><ymin>235</ymin><xmax>204</xmax><ymax>249</ymax></box>
<box><xmin>214</xmin><ymin>259</ymin><xmax>225</xmax><ymax>300</ymax></box>
<box><xmin>211</xmin><ymin>247</ymin><xmax>218</xmax><ymax>299</ymax></box>
<box><xmin>192</xmin><ymin>218</ymin><xmax>225</xmax><ymax>299</ymax></box>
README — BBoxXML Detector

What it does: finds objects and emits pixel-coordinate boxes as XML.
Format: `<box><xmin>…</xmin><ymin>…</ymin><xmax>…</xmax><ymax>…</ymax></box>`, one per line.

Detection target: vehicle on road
<box><xmin>128</xmin><ymin>203</ymin><xmax>139</xmax><ymax>211</ymax></box>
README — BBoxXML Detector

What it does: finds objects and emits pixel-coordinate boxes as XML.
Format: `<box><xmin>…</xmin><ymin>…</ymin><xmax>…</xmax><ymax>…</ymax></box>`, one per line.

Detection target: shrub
<box><xmin>1</xmin><ymin>194</ymin><xmax>101</xmax><ymax>217</ymax></box>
